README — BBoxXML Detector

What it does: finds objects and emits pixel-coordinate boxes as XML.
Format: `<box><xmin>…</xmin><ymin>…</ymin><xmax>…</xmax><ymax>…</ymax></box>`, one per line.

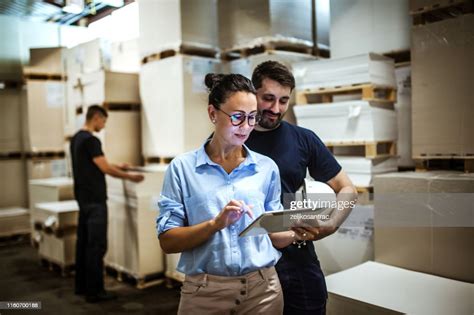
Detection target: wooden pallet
<box><xmin>0</xmin><ymin>152</ymin><xmax>23</xmax><ymax>160</ymax></box>
<box><xmin>0</xmin><ymin>233</ymin><xmax>30</xmax><ymax>247</ymax></box>
<box><xmin>105</xmin><ymin>265</ymin><xmax>165</xmax><ymax>289</ymax></box>
<box><xmin>326</xmin><ymin>141</ymin><xmax>397</xmax><ymax>159</ymax></box>
<box><xmin>25</xmin><ymin>151</ymin><xmax>65</xmax><ymax>159</ymax></box>
<box><xmin>24</xmin><ymin>73</ymin><xmax>67</xmax><ymax>81</ymax></box>
<box><xmin>414</xmin><ymin>155</ymin><xmax>474</xmax><ymax>172</ymax></box>
<box><xmin>103</xmin><ymin>102</ymin><xmax>141</xmax><ymax>111</ymax></box>
<box><xmin>296</xmin><ymin>84</ymin><xmax>397</xmax><ymax>106</ymax></box>
<box><xmin>411</xmin><ymin>0</ymin><xmax>473</xmax><ymax>25</ymax></box>
<box><xmin>145</xmin><ymin>156</ymin><xmax>174</xmax><ymax>165</ymax></box>
<box><xmin>142</xmin><ymin>45</ymin><xmax>219</xmax><ymax>64</ymax></box>
<box><xmin>221</xmin><ymin>41</ymin><xmax>314</xmax><ymax>61</ymax></box>
<box><xmin>39</xmin><ymin>256</ymin><xmax>74</xmax><ymax>277</ymax></box>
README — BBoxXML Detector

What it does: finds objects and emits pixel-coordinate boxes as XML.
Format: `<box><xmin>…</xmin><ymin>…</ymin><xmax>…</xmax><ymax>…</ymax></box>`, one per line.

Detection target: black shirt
<box><xmin>70</xmin><ymin>130</ymin><xmax>106</xmax><ymax>204</ymax></box>
<box><xmin>246</xmin><ymin>121</ymin><xmax>341</xmax><ymax>266</ymax></box>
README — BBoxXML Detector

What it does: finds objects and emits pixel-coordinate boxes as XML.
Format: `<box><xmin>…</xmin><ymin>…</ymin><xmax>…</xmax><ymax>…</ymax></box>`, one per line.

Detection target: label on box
<box><xmin>46</xmin><ymin>82</ymin><xmax>65</xmax><ymax>108</ymax></box>
<box><xmin>189</xmin><ymin>59</ymin><xmax>218</xmax><ymax>93</ymax></box>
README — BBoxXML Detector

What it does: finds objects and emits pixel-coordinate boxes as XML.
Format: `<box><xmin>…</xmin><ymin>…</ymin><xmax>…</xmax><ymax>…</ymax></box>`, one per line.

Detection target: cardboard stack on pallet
<box><xmin>293</xmin><ymin>53</ymin><xmax>399</xmax><ymax>189</ymax></box>
<box><xmin>34</xmin><ymin>200</ymin><xmax>79</xmax><ymax>276</ymax></box>
<box><xmin>138</xmin><ymin>0</ymin><xmax>220</xmax><ymax>161</ymax></box>
<box><xmin>28</xmin><ymin>177</ymin><xmax>74</xmax><ymax>247</ymax></box>
<box><xmin>411</xmin><ymin>11</ymin><xmax>473</xmax><ymax>171</ymax></box>
<box><xmin>105</xmin><ymin>164</ymin><xmax>167</xmax><ymax>288</ymax></box>
<box><xmin>66</xmin><ymin>39</ymin><xmax>142</xmax><ymax>166</ymax></box>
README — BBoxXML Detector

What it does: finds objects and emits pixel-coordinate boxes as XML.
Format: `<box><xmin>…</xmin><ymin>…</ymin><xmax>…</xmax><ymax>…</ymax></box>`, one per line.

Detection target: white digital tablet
<box><xmin>238</xmin><ymin>207</ymin><xmax>334</xmax><ymax>237</ymax></box>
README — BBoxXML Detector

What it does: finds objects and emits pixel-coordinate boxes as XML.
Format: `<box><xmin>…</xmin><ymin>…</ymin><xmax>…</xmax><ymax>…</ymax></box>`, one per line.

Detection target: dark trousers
<box><xmin>75</xmin><ymin>201</ymin><xmax>108</xmax><ymax>296</ymax></box>
<box><xmin>277</xmin><ymin>261</ymin><xmax>327</xmax><ymax>315</ymax></box>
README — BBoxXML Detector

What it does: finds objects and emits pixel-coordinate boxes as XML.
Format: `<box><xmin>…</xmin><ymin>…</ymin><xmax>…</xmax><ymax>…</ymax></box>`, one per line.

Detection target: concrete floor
<box><xmin>0</xmin><ymin>238</ymin><xmax>180</xmax><ymax>315</ymax></box>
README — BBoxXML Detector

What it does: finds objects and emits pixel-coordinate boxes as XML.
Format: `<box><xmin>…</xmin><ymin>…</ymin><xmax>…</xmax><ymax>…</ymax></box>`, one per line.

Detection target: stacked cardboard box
<box><xmin>411</xmin><ymin>14</ymin><xmax>474</xmax><ymax>157</ymax></box>
<box><xmin>0</xmin><ymin>87</ymin><xmax>23</xmax><ymax>154</ymax></box>
<box><xmin>0</xmin><ymin>208</ymin><xmax>30</xmax><ymax>237</ymax></box>
<box><xmin>28</xmin><ymin>177</ymin><xmax>74</xmax><ymax>244</ymax></box>
<box><xmin>105</xmin><ymin>165</ymin><xmax>167</xmax><ymax>280</ymax></box>
<box><xmin>218</xmin><ymin>0</ymin><xmax>313</xmax><ymax>51</ymax></box>
<box><xmin>293</xmin><ymin>53</ymin><xmax>398</xmax><ymax>188</ymax></box>
<box><xmin>35</xmin><ymin>200</ymin><xmax>78</xmax><ymax>268</ymax></box>
<box><xmin>373</xmin><ymin>171</ymin><xmax>474</xmax><ymax>283</ymax></box>
<box><xmin>140</xmin><ymin>55</ymin><xmax>219</xmax><ymax>158</ymax></box>
<box><xmin>138</xmin><ymin>0</ymin><xmax>218</xmax><ymax>59</ymax></box>
<box><xmin>0</xmin><ymin>158</ymin><xmax>27</xmax><ymax>208</ymax></box>
<box><xmin>330</xmin><ymin>0</ymin><xmax>411</xmax><ymax>58</ymax></box>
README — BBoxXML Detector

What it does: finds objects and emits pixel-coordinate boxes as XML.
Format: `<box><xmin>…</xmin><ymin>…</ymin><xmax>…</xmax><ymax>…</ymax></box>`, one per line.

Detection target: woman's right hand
<box><xmin>213</xmin><ymin>199</ymin><xmax>254</xmax><ymax>230</ymax></box>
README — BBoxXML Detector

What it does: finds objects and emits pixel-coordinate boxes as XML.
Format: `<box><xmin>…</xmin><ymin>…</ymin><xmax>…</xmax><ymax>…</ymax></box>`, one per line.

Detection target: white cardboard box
<box><xmin>294</xmin><ymin>101</ymin><xmax>397</xmax><ymax>143</ymax></box>
<box><xmin>79</xmin><ymin>70</ymin><xmax>140</xmax><ymax>107</ymax></box>
<box><xmin>218</xmin><ymin>0</ymin><xmax>313</xmax><ymax>51</ymax></box>
<box><xmin>326</xmin><ymin>261</ymin><xmax>473</xmax><ymax>315</ymax></box>
<box><xmin>0</xmin><ymin>88</ymin><xmax>23</xmax><ymax>154</ymax></box>
<box><xmin>0</xmin><ymin>208</ymin><xmax>30</xmax><ymax>237</ymax></box>
<box><xmin>26</xmin><ymin>158</ymin><xmax>68</xmax><ymax>181</ymax></box>
<box><xmin>314</xmin><ymin>204</ymin><xmax>374</xmax><ymax>275</ymax></box>
<box><xmin>23</xmin><ymin>80</ymin><xmax>65</xmax><ymax>152</ymax></box>
<box><xmin>330</xmin><ymin>0</ymin><xmax>411</xmax><ymax>58</ymax></box>
<box><xmin>293</xmin><ymin>53</ymin><xmax>396</xmax><ymax>91</ymax></box>
<box><xmin>105</xmin><ymin>165</ymin><xmax>167</xmax><ymax>278</ymax></box>
<box><xmin>36</xmin><ymin>201</ymin><xmax>79</xmax><ymax>267</ymax></box>
<box><xmin>140</xmin><ymin>55</ymin><xmax>219</xmax><ymax>157</ymax></box>
<box><xmin>138</xmin><ymin>0</ymin><xmax>218</xmax><ymax>59</ymax></box>
<box><xmin>0</xmin><ymin>159</ymin><xmax>27</xmax><ymax>208</ymax></box>
<box><xmin>23</xmin><ymin>47</ymin><xmax>66</xmax><ymax>76</ymax></box>
<box><xmin>336</xmin><ymin>157</ymin><xmax>398</xmax><ymax>187</ymax></box>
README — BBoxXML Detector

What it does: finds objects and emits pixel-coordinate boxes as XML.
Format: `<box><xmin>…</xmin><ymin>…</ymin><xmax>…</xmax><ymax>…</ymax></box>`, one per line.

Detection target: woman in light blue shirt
<box><xmin>157</xmin><ymin>74</ymin><xmax>285</xmax><ymax>314</ymax></box>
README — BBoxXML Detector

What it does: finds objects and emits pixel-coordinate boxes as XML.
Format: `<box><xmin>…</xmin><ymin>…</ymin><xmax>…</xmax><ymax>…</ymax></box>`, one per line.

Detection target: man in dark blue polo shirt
<box><xmin>246</xmin><ymin>61</ymin><xmax>358</xmax><ymax>314</ymax></box>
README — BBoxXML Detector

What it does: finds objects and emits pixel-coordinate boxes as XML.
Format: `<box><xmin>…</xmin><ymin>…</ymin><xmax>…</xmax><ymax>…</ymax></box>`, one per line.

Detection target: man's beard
<box><xmin>258</xmin><ymin>110</ymin><xmax>285</xmax><ymax>129</ymax></box>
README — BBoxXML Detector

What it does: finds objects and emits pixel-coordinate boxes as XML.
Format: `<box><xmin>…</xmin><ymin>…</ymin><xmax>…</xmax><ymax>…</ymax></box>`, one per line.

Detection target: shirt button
<box><xmin>240</xmin><ymin>290</ymin><xmax>246</xmax><ymax>295</ymax></box>
<box><xmin>240</xmin><ymin>279</ymin><xmax>246</xmax><ymax>284</ymax></box>
<box><xmin>235</xmin><ymin>299</ymin><xmax>240</xmax><ymax>305</ymax></box>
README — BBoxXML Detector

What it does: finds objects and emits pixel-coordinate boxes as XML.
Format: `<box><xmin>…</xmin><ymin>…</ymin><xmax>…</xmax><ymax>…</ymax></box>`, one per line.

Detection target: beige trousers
<box><xmin>178</xmin><ymin>266</ymin><xmax>283</xmax><ymax>315</ymax></box>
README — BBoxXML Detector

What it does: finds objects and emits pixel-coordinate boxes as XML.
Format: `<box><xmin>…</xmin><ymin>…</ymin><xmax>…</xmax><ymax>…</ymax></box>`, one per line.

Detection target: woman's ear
<box><xmin>208</xmin><ymin>104</ymin><xmax>216</xmax><ymax>123</ymax></box>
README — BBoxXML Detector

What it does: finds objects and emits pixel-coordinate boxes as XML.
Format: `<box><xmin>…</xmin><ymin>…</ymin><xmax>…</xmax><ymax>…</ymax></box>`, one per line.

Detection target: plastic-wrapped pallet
<box><xmin>218</xmin><ymin>0</ymin><xmax>313</xmax><ymax>51</ymax></box>
<box><xmin>105</xmin><ymin>165</ymin><xmax>167</xmax><ymax>281</ymax></box>
<box><xmin>138</xmin><ymin>0</ymin><xmax>218</xmax><ymax>59</ymax></box>
<box><xmin>330</xmin><ymin>0</ymin><xmax>410</xmax><ymax>58</ymax></box>
<box><xmin>140</xmin><ymin>55</ymin><xmax>220</xmax><ymax>157</ymax></box>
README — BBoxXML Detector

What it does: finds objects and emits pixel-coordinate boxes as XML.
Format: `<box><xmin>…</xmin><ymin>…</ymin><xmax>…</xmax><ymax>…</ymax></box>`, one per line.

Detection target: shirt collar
<box><xmin>195</xmin><ymin>140</ymin><xmax>259</xmax><ymax>171</ymax></box>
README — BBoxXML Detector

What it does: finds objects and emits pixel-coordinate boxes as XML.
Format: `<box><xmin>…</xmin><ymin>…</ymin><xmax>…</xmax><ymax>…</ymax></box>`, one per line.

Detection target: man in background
<box><xmin>70</xmin><ymin>105</ymin><xmax>144</xmax><ymax>303</ymax></box>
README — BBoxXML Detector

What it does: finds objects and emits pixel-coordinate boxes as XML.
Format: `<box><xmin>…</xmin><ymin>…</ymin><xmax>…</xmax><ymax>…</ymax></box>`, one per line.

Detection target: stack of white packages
<box><xmin>293</xmin><ymin>53</ymin><xmax>398</xmax><ymax>188</ymax></box>
<box><xmin>105</xmin><ymin>164</ymin><xmax>167</xmax><ymax>282</ymax></box>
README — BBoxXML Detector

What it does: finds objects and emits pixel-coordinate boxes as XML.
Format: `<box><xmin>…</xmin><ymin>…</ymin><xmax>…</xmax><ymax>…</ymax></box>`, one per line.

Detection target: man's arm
<box><xmin>93</xmin><ymin>155</ymin><xmax>143</xmax><ymax>182</ymax></box>
<box><xmin>293</xmin><ymin>170</ymin><xmax>358</xmax><ymax>241</ymax></box>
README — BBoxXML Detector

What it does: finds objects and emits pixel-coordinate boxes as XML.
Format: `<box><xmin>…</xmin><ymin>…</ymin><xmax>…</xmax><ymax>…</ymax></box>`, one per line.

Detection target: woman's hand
<box><xmin>213</xmin><ymin>199</ymin><xmax>254</xmax><ymax>230</ymax></box>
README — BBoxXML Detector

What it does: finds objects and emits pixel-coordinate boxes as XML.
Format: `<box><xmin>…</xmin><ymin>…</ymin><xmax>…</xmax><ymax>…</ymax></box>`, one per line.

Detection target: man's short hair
<box><xmin>86</xmin><ymin>105</ymin><xmax>108</xmax><ymax>121</ymax></box>
<box><xmin>252</xmin><ymin>61</ymin><xmax>295</xmax><ymax>91</ymax></box>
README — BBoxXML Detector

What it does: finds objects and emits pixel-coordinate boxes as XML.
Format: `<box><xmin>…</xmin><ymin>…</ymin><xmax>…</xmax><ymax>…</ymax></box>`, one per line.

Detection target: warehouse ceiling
<box><xmin>0</xmin><ymin>0</ymin><xmax>134</xmax><ymax>25</ymax></box>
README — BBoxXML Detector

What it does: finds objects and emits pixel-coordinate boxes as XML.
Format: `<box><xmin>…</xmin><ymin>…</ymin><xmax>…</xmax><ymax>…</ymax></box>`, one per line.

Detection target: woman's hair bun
<box><xmin>204</xmin><ymin>73</ymin><xmax>225</xmax><ymax>91</ymax></box>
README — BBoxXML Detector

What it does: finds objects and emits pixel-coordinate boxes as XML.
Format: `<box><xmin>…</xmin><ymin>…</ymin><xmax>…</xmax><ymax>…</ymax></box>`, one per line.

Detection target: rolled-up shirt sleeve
<box><xmin>264</xmin><ymin>162</ymin><xmax>283</xmax><ymax>212</ymax></box>
<box><xmin>156</xmin><ymin>162</ymin><xmax>187</xmax><ymax>236</ymax></box>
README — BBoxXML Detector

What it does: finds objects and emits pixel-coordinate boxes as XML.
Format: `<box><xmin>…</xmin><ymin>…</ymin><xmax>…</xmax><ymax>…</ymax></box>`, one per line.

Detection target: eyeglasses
<box><xmin>216</xmin><ymin>108</ymin><xmax>261</xmax><ymax>127</ymax></box>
